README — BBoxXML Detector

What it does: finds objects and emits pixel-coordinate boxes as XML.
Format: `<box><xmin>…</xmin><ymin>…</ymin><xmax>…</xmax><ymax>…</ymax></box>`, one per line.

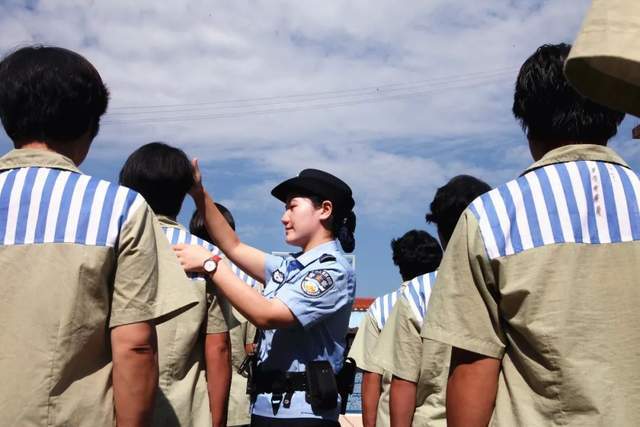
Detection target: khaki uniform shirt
<box><xmin>225</xmin><ymin>304</ymin><xmax>258</xmax><ymax>426</ymax></box>
<box><xmin>374</xmin><ymin>273</ymin><xmax>448</xmax><ymax>427</ymax></box>
<box><xmin>348</xmin><ymin>284</ymin><xmax>407</xmax><ymax>427</ymax></box>
<box><xmin>0</xmin><ymin>149</ymin><xmax>197</xmax><ymax>427</ymax></box>
<box><xmin>423</xmin><ymin>145</ymin><xmax>640</xmax><ymax>426</ymax></box>
<box><xmin>152</xmin><ymin>216</ymin><xmax>230</xmax><ymax>427</ymax></box>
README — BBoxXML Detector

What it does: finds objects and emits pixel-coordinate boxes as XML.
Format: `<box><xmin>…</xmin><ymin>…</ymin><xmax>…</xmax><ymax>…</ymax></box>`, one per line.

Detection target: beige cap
<box><xmin>565</xmin><ymin>0</ymin><xmax>640</xmax><ymax>117</ymax></box>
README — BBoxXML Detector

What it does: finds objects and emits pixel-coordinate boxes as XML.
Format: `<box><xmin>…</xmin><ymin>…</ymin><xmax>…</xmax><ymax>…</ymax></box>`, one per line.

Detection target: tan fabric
<box><xmin>153</xmin><ymin>216</ymin><xmax>231</xmax><ymax>427</ymax></box>
<box><xmin>423</xmin><ymin>145</ymin><xmax>640</xmax><ymax>426</ymax></box>
<box><xmin>566</xmin><ymin>0</ymin><xmax>640</xmax><ymax>116</ymax></box>
<box><xmin>226</xmin><ymin>305</ymin><xmax>255</xmax><ymax>426</ymax></box>
<box><xmin>349</xmin><ymin>313</ymin><xmax>384</xmax><ymax>375</ymax></box>
<box><xmin>374</xmin><ymin>298</ymin><xmax>449</xmax><ymax>427</ymax></box>
<box><xmin>349</xmin><ymin>313</ymin><xmax>390</xmax><ymax>427</ymax></box>
<box><xmin>374</xmin><ymin>298</ymin><xmax>422</xmax><ymax>383</ymax></box>
<box><xmin>0</xmin><ymin>149</ymin><xmax>197</xmax><ymax>427</ymax></box>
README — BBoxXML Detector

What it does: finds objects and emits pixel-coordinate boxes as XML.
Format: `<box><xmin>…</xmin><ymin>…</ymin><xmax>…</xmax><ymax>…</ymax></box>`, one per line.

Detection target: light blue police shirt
<box><xmin>252</xmin><ymin>239</ymin><xmax>356</xmax><ymax>420</ymax></box>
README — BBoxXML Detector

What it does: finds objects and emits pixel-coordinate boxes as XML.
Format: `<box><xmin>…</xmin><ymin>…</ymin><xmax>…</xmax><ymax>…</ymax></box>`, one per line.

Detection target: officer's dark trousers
<box><xmin>251</xmin><ymin>415</ymin><xmax>340</xmax><ymax>426</ymax></box>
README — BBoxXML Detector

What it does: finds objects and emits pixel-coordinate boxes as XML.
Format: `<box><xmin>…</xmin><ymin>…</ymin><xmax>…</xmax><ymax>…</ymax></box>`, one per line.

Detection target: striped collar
<box><xmin>523</xmin><ymin>144</ymin><xmax>629</xmax><ymax>176</ymax></box>
<box><xmin>0</xmin><ymin>149</ymin><xmax>81</xmax><ymax>173</ymax></box>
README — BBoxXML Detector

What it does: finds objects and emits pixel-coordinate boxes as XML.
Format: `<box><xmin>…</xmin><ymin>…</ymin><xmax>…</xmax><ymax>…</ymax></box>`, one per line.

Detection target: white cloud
<box><xmin>0</xmin><ymin>0</ymin><xmax>594</xmax><ymax>223</ymax></box>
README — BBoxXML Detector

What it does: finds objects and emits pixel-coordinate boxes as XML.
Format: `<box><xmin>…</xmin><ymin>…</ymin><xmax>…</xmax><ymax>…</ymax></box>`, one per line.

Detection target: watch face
<box><xmin>203</xmin><ymin>259</ymin><xmax>217</xmax><ymax>273</ymax></box>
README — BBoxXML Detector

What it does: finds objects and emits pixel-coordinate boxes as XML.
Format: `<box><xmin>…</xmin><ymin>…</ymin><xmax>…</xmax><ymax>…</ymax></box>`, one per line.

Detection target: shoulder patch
<box><xmin>272</xmin><ymin>269</ymin><xmax>285</xmax><ymax>284</ymax></box>
<box><xmin>301</xmin><ymin>270</ymin><xmax>334</xmax><ymax>297</ymax></box>
<box><xmin>319</xmin><ymin>254</ymin><xmax>336</xmax><ymax>263</ymax></box>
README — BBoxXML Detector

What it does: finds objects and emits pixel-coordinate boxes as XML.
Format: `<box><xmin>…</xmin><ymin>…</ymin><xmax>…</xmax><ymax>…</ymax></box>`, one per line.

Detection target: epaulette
<box><xmin>319</xmin><ymin>254</ymin><xmax>336</xmax><ymax>263</ymax></box>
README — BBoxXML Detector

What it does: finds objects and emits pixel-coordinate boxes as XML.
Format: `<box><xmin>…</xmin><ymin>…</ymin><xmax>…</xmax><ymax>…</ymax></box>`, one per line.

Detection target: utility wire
<box><xmin>103</xmin><ymin>71</ymin><xmax>512</xmax><ymax>126</ymax></box>
<box><xmin>106</xmin><ymin>66</ymin><xmax>518</xmax><ymax>113</ymax></box>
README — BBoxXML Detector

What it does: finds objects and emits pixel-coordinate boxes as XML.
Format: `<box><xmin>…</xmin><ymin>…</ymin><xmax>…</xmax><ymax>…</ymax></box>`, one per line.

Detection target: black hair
<box><xmin>119</xmin><ymin>142</ymin><xmax>194</xmax><ymax>218</ymax></box>
<box><xmin>189</xmin><ymin>203</ymin><xmax>236</xmax><ymax>242</ymax></box>
<box><xmin>0</xmin><ymin>45</ymin><xmax>109</xmax><ymax>145</ymax></box>
<box><xmin>391</xmin><ymin>230</ymin><xmax>442</xmax><ymax>281</ymax></box>
<box><xmin>426</xmin><ymin>175</ymin><xmax>491</xmax><ymax>248</ymax></box>
<box><xmin>513</xmin><ymin>43</ymin><xmax>625</xmax><ymax>143</ymax></box>
<box><xmin>299</xmin><ymin>192</ymin><xmax>356</xmax><ymax>253</ymax></box>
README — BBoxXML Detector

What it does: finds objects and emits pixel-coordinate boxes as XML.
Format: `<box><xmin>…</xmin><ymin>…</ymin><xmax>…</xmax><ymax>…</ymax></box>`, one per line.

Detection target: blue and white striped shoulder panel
<box><xmin>0</xmin><ymin>167</ymin><xmax>144</xmax><ymax>248</ymax></box>
<box><xmin>401</xmin><ymin>271</ymin><xmax>437</xmax><ymax>325</ymax></box>
<box><xmin>469</xmin><ymin>160</ymin><xmax>640</xmax><ymax>260</ymax></box>
<box><xmin>368</xmin><ymin>287</ymin><xmax>403</xmax><ymax>330</ymax></box>
<box><xmin>162</xmin><ymin>226</ymin><xmax>258</xmax><ymax>287</ymax></box>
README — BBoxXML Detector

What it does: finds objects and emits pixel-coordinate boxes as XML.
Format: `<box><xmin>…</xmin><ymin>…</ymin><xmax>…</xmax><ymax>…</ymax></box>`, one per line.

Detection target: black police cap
<box><xmin>271</xmin><ymin>169</ymin><xmax>355</xmax><ymax>212</ymax></box>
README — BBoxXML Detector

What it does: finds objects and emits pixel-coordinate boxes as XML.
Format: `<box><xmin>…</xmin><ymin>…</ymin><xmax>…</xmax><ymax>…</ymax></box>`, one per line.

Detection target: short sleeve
<box><xmin>264</xmin><ymin>253</ymin><xmax>285</xmax><ymax>281</ymax></box>
<box><xmin>276</xmin><ymin>263</ymin><xmax>351</xmax><ymax>328</ymax></box>
<box><xmin>109</xmin><ymin>202</ymin><xmax>158</xmax><ymax>327</ymax></box>
<box><xmin>207</xmin><ymin>285</ymin><xmax>230</xmax><ymax>334</ymax></box>
<box><xmin>421</xmin><ymin>210</ymin><xmax>506</xmax><ymax>358</ymax></box>
<box><xmin>110</xmin><ymin>202</ymin><xmax>198</xmax><ymax>328</ymax></box>
<box><xmin>348</xmin><ymin>314</ymin><xmax>383</xmax><ymax>375</ymax></box>
<box><xmin>373</xmin><ymin>298</ymin><xmax>422</xmax><ymax>382</ymax></box>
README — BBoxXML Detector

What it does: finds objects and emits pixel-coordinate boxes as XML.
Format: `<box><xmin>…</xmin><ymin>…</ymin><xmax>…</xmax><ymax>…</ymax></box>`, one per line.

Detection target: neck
<box><xmin>302</xmin><ymin>233</ymin><xmax>334</xmax><ymax>253</ymax></box>
<box><xmin>19</xmin><ymin>140</ymin><xmax>82</xmax><ymax>165</ymax></box>
<box><xmin>529</xmin><ymin>138</ymin><xmax>607</xmax><ymax>161</ymax></box>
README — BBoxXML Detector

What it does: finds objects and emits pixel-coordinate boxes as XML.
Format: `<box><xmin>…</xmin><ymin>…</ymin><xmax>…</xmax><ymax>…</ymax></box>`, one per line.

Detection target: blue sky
<box><xmin>2</xmin><ymin>0</ymin><xmax>639</xmax><ymax>297</ymax></box>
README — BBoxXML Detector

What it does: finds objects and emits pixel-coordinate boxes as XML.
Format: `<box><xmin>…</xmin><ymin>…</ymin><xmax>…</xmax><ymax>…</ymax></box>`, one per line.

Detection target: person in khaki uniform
<box><xmin>422</xmin><ymin>44</ymin><xmax>637</xmax><ymax>426</ymax></box>
<box><xmin>374</xmin><ymin>273</ymin><xmax>447</xmax><ymax>427</ymax></box>
<box><xmin>121</xmin><ymin>143</ymin><xmax>260</xmax><ymax>427</ymax></box>
<box><xmin>374</xmin><ymin>176</ymin><xmax>490</xmax><ymax>427</ymax></box>
<box><xmin>349</xmin><ymin>286</ymin><xmax>403</xmax><ymax>427</ymax></box>
<box><xmin>190</xmin><ymin>206</ymin><xmax>263</xmax><ymax>427</ymax></box>
<box><xmin>224</xmin><ymin>305</ymin><xmax>260</xmax><ymax>427</ymax></box>
<box><xmin>349</xmin><ymin>230</ymin><xmax>442</xmax><ymax>427</ymax></box>
<box><xmin>0</xmin><ymin>46</ymin><xmax>197</xmax><ymax>427</ymax></box>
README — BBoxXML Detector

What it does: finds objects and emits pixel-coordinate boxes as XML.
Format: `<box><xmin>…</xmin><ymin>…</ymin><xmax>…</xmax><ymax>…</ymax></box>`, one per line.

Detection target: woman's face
<box><xmin>281</xmin><ymin>196</ymin><xmax>328</xmax><ymax>247</ymax></box>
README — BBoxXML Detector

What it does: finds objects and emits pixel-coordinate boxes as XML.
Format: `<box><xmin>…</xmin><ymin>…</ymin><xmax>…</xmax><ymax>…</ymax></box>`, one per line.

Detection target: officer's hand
<box><xmin>189</xmin><ymin>158</ymin><xmax>205</xmax><ymax>198</ymax></box>
<box><xmin>172</xmin><ymin>243</ymin><xmax>212</xmax><ymax>273</ymax></box>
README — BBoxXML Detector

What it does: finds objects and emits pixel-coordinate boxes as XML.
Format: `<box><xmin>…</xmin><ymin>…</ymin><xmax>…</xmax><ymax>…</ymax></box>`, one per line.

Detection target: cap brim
<box><xmin>271</xmin><ymin>177</ymin><xmax>322</xmax><ymax>203</ymax></box>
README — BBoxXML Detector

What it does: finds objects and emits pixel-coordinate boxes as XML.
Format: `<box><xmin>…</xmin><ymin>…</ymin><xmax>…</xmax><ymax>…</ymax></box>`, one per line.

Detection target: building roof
<box><xmin>353</xmin><ymin>297</ymin><xmax>374</xmax><ymax>311</ymax></box>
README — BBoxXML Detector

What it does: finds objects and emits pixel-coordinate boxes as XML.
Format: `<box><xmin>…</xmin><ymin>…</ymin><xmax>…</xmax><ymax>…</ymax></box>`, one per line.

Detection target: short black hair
<box><xmin>119</xmin><ymin>142</ymin><xmax>194</xmax><ymax>218</ymax></box>
<box><xmin>513</xmin><ymin>43</ymin><xmax>624</xmax><ymax>143</ymax></box>
<box><xmin>0</xmin><ymin>45</ymin><xmax>109</xmax><ymax>144</ymax></box>
<box><xmin>189</xmin><ymin>203</ymin><xmax>236</xmax><ymax>242</ymax></box>
<box><xmin>391</xmin><ymin>230</ymin><xmax>442</xmax><ymax>282</ymax></box>
<box><xmin>426</xmin><ymin>175</ymin><xmax>491</xmax><ymax>247</ymax></box>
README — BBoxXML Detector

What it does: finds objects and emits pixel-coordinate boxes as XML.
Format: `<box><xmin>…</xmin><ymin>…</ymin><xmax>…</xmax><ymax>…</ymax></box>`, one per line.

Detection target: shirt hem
<box><xmin>422</xmin><ymin>323</ymin><xmax>505</xmax><ymax>359</ymax></box>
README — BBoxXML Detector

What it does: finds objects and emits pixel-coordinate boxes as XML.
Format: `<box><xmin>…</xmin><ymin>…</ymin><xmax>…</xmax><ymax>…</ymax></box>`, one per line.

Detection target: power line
<box><xmin>106</xmin><ymin>66</ymin><xmax>518</xmax><ymax>113</ymax></box>
<box><xmin>102</xmin><ymin>71</ymin><xmax>512</xmax><ymax>126</ymax></box>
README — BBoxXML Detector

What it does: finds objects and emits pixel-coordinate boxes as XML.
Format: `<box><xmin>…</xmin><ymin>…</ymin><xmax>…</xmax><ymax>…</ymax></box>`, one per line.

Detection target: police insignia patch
<box><xmin>301</xmin><ymin>270</ymin><xmax>334</xmax><ymax>297</ymax></box>
<box><xmin>272</xmin><ymin>270</ymin><xmax>285</xmax><ymax>284</ymax></box>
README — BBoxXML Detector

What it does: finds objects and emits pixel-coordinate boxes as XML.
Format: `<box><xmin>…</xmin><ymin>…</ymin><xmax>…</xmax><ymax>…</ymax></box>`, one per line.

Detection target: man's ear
<box><xmin>319</xmin><ymin>200</ymin><xmax>333</xmax><ymax>220</ymax></box>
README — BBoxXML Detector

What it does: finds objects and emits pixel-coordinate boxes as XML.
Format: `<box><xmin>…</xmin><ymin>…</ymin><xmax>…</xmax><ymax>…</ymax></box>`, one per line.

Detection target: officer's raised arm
<box><xmin>189</xmin><ymin>158</ymin><xmax>268</xmax><ymax>283</ymax></box>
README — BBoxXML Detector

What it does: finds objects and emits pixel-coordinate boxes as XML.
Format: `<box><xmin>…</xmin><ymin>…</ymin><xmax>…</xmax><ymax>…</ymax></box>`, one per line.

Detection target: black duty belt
<box><xmin>253</xmin><ymin>369</ymin><xmax>309</xmax><ymax>394</ymax></box>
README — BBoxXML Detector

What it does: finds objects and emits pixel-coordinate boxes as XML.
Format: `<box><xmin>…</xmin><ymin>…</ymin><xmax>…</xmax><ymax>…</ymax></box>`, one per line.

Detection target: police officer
<box><xmin>173</xmin><ymin>166</ymin><xmax>357</xmax><ymax>427</ymax></box>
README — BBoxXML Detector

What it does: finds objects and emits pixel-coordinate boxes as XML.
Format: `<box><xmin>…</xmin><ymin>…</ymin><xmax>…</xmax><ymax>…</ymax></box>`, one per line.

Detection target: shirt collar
<box><xmin>0</xmin><ymin>148</ymin><xmax>81</xmax><ymax>173</ymax></box>
<box><xmin>156</xmin><ymin>214</ymin><xmax>182</xmax><ymax>229</ymax></box>
<box><xmin>522</xmin><ymin>144</ymin><xmax>629</xmax><ymax>176</ymax></box>
<box><xmin>293</xmin><ymin>239</ymin><xmax>340</xmax><ymax>268</ymax></box>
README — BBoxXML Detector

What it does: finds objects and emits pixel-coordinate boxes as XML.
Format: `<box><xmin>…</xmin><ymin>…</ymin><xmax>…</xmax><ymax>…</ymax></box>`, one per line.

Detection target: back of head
<box><xmin>189</xmin><ymin>203</ymin><xmax>235</xmax><ymax>242</ymax></box>
<box><xmin>426</xmin><ymin>175</ymin><xmax>491</xmax><ymax>247</ymax></box>
<box><xmin>391</xmin><ymin>229</ymin><xmax>442</xmax><ymax>282</ymax></box>
<box><xmin>0</xmin><ymin>45</ymin><xmax>109</xmax><ymax>145</ymax></box>
<box><xmin>119</xmin><ymin>142</ymin><xmax>193</xmax><ymax>218</ymax></box>
<box><xmin>512</xmin><ymin>43</ymin><xmax>624</xmax><ymax>144</ymax></box>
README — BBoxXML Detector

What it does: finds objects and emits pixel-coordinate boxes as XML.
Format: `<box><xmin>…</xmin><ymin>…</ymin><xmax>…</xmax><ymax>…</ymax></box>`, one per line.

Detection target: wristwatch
<box><xmin>203</xmin><ymin>255</ymin><xmax>223</xmax><ymax>274</ymax></box>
